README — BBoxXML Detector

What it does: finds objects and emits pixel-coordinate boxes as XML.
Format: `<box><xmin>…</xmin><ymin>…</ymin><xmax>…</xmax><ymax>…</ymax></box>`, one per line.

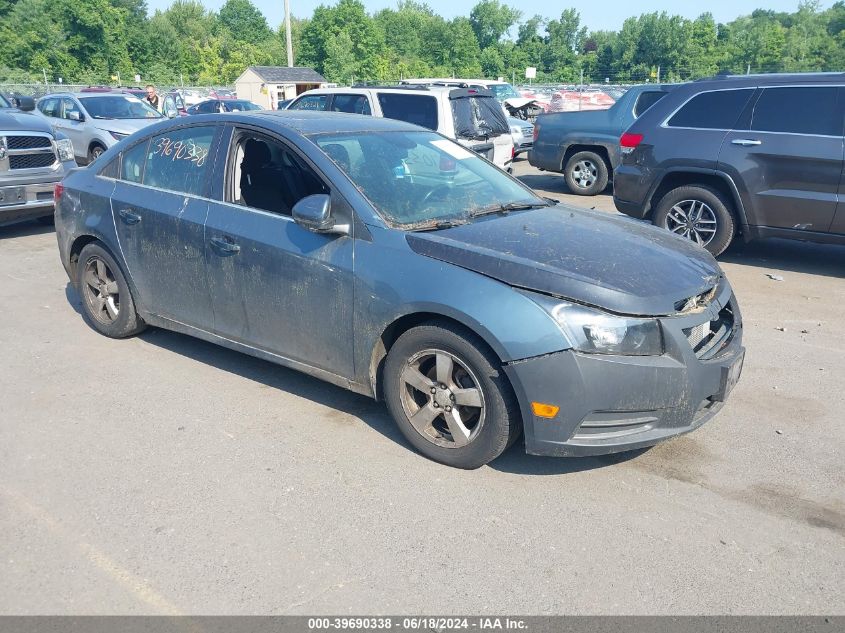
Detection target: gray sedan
<box><xmin>36</xmin><ymin>93</ymin><xmax>164</xmax><ymax>164</ymax></box>
<box><xmin>54</xmin><ymin>112</ymin><xmax>744</xmax><ymax>469</ymax></box>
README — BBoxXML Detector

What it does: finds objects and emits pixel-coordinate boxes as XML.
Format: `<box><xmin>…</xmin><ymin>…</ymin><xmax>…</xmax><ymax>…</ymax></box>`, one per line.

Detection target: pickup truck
<box><xmin>1</xmin><ymin>93</ymin><xmax>77</xmax><ymax>226</ymax></box>
<box><xmin>528</xmin><ymin>84</ymin><xmax>672</xmax><ymax>196</ymax></box>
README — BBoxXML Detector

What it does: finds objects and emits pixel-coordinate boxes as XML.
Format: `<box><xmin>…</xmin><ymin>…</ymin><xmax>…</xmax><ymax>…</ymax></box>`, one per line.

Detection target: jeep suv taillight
<box><xmin>620</xmin><ymin>132</ymin><xmax>644</xmax><ymax>155</ymax></box>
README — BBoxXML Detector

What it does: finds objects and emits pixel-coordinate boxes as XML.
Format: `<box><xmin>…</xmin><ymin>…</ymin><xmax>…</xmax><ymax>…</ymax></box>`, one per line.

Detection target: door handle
<box><xmin>731</xmin><ymin>139</ymin><xmax>762</xmax><ymax>146</ymax></box>
<box><xmin>118</xmin><ymin>208</ymin><xmax>141</xmax><ymax>225</ymax></box>
<box><xmin>210</xmin><ymin>236</ymin><xmax>241</xmax><ymax>255</ymax></box>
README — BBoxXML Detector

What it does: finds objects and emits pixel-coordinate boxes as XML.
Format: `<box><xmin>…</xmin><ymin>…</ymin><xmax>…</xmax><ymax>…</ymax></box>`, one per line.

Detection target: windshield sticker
<box><xmin>430</xmin><ymin>140</ymin><xmax>474</xmax><ymax>160</ymax></box>
<box><xmin>153</xmin><ymin>136</ymin><xmax>209</xmax><ymax>167</ymax></box>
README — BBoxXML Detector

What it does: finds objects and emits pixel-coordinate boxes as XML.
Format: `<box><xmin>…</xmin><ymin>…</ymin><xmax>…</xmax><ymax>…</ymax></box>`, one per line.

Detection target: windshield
<box><xmin>451</xmin><ymin>95</ymin><xmax>510</xmax><ymax>140</ymax></box>
<box><xmin>312</xmin><ymin>130</ymin><xmax>547</xmax><ymax>229</ymax></box>
<box><xmin>488</xmin><ymin>83</ymin><xmax>521</xmax><ymax>101</ymax></box>
<box><xmin>79</xmin><ymin>95</ymin><xmax>163</xmax><ymax>119</ymax></box>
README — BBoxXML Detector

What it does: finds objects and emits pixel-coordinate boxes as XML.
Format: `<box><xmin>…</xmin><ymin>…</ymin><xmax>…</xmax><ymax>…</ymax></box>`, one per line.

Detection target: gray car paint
<box><xmin>54</xmin><ymin>111</ymin><xmax>744</xmax><ymax>458</ymax></box>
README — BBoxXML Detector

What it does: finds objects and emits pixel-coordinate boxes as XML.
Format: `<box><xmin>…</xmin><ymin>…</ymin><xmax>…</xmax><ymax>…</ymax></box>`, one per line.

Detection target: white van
<box><xmin>286</xmin><ymin>85</ymin><xmax>514</xmax><ymax>172</ymax></box>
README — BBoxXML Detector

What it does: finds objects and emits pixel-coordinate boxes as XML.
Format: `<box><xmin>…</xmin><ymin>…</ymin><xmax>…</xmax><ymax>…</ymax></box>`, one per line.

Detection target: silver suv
<box><xmin>0</xmin><ymin>93</ymin><xmax>77</xmax><ymax>226</ymax></box>
<box><xmin>287</xmin><ymin>85</ymin><xmax>514</xmax><ymax>171</ymax></box>
<box><xmin>36</xmin><ymin>93</ymin><xmax>164</xmax><ymax>164</ymax></box>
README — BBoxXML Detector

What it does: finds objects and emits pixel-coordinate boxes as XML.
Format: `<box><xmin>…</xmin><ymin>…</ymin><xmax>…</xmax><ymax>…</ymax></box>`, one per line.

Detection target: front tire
<box><xmin>564</xmin><ymin>151</ymin><xmax>609</xmax><ymax>196</ymax></box>
<box><xmin>383</xmin><ymin>321</ymin><xmax>521</xmax><ymax>469</ymax></box>
<box><xmin>77</xmin><ymin>243</ymin><xmax>146</xmax><ymax>338</ymax></box>
<box><xmin>653</xmin><ymin>185</ymin><xmax>736</xmax><ymax>257</ymax></box>
<box><xmin>88</xmin><ymin>144</ymin><xmax>105</xmax><ymax>164</ymax></box>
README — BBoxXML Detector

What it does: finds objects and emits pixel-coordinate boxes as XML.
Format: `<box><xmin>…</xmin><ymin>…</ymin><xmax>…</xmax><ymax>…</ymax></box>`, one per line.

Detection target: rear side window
<box><xmin>143</xmin><ymin>126</ymin><xmax>215</xmax><ymax>196</ymax></box>
<box><xmin>331</xmin><ymin>94</ymin><xmax>371</xmax><ymax>115</ymax></box>
<box><xmin>667</xmin><ymin>89</ymin><xmax>754</xmax><ymax>130</ymax></box>
<box><xmin>451</xmin><ymin>95</ymin><xmax>509</xmax><ymax>138</ymax></box>
<box><xmin>751</xmin><ymin>87</ymin><xmax>842</xmax><ymax>136</ymax></box>
<box><xmin>289</xmin><ymin>95</ymin><xmax>328</xmax><ymax>111</ymax></box>
<box><xmin>634</xmin><ymin>91</ymin><xmax>666</xmax><ymax>117</ymax></box>
<box><xmin>377</xmin><ymin>93</ymin><xmax>438</xmax><ymax>130</ymax></box>
<box><xmin>120</xmin><ymin>140</ymin><xmax>149</xmax><ymax>183</ymax></box>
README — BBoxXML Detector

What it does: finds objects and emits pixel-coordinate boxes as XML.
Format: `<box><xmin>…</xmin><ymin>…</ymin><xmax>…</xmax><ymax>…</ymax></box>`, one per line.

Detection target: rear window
<box><xmin>451</xmin><ymin>95</ymin><xmax>509</xmax><ymax>139</ymax></box>
<box><xmin>751</xmin><ymin>87</ymin><xmax>842</xmax><ymax>136</ymax></box>
<box><xmin>377</xmin><ymin>93</ymin><xmax>438</xmax><ymax>130</ymax></box>
<box><xmin>634</xmin><ymin>91</ymin><xmax>667</xmax><ymax>117</ymax></box>
<box><xmin>667</xmin><ymin>89</ymin><xmax>754</xmax><ymax>130</ymax></box>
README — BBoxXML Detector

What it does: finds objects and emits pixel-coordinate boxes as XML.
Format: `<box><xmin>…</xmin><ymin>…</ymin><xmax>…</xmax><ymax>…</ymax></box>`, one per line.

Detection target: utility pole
<box><xmin>42</xmin><ymin>69</ymin><xmax>48</xmax><ymax>85</ymax></box>
<box><xmin>747</xmin><ymin>63</ymin><xmax>751</xmax><ymax>75</ymax></box>
<box><xmin>656</xmin><ymin>66</ymin><xmax>661</xmax><ymax>83</ymax></box>
<box><xmin>284</xmin><ymin>0</ymin><xmax>293</xmax><ymax>67</ymax></box>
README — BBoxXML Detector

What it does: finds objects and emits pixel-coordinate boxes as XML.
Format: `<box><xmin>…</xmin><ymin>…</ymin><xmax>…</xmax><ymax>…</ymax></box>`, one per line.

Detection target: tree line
<box><xmin>0</xmin><ymin>0</ymin><xmax>843</xmax><ymax>86</ymax></box>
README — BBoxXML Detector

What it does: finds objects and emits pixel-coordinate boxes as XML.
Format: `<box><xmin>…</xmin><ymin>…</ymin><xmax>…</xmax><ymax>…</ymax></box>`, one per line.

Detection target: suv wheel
<box><xmin>383</xmin><ymin>321</ymin><xmax>521</xmax><ymax>469</ymax></box>
<box><xmin>564</xmin><ymin>151</ymin><xmax>608</xmax><ymax>196</ymax></box>
<box><xmin>88</xmin><ymin>144</ymin><xmax>105</xmax><ymax>163</ymax></box>
<box><xmin>653</xmin><ymin>185</ymin><xmax>736</xmax><ymax>256</ymax></box>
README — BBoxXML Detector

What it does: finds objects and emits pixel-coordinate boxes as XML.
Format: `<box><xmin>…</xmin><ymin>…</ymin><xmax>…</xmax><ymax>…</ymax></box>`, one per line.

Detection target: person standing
<box><xmin>145</xmin><ymin>85</ymin><xmax>161</xmax><ymax>112</ymax></box>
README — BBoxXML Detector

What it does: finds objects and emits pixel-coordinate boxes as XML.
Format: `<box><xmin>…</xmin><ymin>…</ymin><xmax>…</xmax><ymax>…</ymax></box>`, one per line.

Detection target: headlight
<box><xmin>109</xmin><ymin>131</ymin><xmax>128</xmax><ymax>141</ymax></box>
<box><xmin>55</xmin><ymin>138</ymin><xmax>74</xmax><ymax>162</ymax></box>
<box><xmin>531</xmin><ymin>294</ymin><xmax>664</xmax><ymax>356</ymax></box>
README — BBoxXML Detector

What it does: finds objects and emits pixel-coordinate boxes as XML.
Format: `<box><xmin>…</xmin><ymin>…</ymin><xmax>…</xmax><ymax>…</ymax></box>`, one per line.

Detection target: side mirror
<box><xmin>67</xmin><ymin>110</ymin><xmax>83</xmax><ymax>121</ymax></box>
<box><xmin>13</xmin><ymin>95</ymin><xmax>35</xmax><ymax>111</ymax></box>
<box><xmin>292</xmin><ymin>194</ymin><xmax>348</xmax><ymax>235</ymax></box>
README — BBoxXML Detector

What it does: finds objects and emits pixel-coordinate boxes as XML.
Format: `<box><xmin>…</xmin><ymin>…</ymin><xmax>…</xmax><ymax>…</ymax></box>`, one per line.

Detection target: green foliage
<box><xmin>0</xmin><ymin>0</ymin><xmax>842</xmax><ymax>86</ymax></box>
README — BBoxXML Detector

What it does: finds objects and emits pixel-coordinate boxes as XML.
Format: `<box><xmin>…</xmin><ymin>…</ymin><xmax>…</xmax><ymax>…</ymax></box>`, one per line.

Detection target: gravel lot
<box><xmin>1</xmin><ymin>159</ymin><xmax>843</xmax><ymax>615</ymax></box>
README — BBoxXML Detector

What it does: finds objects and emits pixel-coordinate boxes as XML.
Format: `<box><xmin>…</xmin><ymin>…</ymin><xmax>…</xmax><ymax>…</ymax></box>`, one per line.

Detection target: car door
<box><xmin>109</xmin><ymin>125</ymin><xmax>220</xmax><ymax>329</ymax></box>
<box><xmin>203</xmin><ymin>126</ymin><xmax>355</xmax><ymax>378</ymax></box>
<box><xmin>59</xmin><ymin>97</ymin><xmax>88</xmax><ymax>159</ymax></box>
<box><xmin>718</xmin><ymin>85</ymin><xmax>844</xmax><ymax>233</ymax></box>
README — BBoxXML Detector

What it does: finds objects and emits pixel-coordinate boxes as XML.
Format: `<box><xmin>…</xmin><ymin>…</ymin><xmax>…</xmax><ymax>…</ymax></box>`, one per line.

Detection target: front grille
<box><xmin>684</xmin><ymin>303</ymin><xmax>735</xmax><ymax>359</ymax></box>
<box><xmin>9</xmin><ymin>153</ymin><xmax>56</xmax><ymax>170</ymax></box>
<box><xmin>6</xmin><ymin>135</ymin><xmax>51</xmax><ymax>150</ymax></box>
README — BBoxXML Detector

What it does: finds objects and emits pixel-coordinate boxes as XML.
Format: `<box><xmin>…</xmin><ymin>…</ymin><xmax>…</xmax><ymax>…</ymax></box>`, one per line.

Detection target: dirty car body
<box><xmin>54</xmin><ymin>111</ymin><xmax>744</xmax><ymax>467</ymax></box>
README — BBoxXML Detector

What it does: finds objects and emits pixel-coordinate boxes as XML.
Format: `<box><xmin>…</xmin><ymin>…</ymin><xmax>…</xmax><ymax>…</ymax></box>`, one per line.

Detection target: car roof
<box><xmin>185</xmin><ymin>110</ymin><xmax>425</xmax><ymax>134</ymax></box>
<box><xmin>692</xmin><ymin>72</ymin><xmax>845</xmax><ymax>89</ymax></box>
<box><xmin>40</xmin><ymin>92</ymin><xmax>143</xmax><ymax>99</ymax></box>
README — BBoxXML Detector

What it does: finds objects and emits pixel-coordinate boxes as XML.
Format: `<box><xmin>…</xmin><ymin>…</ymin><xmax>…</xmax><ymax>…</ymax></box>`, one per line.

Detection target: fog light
<box><xmin>531</xmin><ymin>402</ymin><xmax>560</xmax><ymax>419</ymax></box>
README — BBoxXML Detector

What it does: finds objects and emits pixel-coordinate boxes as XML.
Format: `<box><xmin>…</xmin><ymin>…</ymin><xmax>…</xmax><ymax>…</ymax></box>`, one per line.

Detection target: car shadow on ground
<box><xmin>64</xmin><ymin>284</ymin><xmax>642</xmax><ymax>476</ymax></box>
<box><xmin>0</xmin><ymin>219</ymin><xmax>55</xmax><ymax>240</ymax></box>
<box><xmin>516</xmin><ymin>172</ymin><xmax>614</xmax><ymax>199</ymax></box>
<box><xmin>721</xmin><ymin>238</ymin><xmax>844</xmax><ymax>279</ymax></box>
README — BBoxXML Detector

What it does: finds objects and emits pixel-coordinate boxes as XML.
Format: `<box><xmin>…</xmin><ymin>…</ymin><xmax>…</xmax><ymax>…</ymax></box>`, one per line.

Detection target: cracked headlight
<box><xmin>532</xmin><ymin>294</ymin><xmax>664</xmax><ymax>356</ymax></box>
<box><xmin>56</xmin><ymin>138</ymin><xmax>74</xmax><ymax>162</ymax></box>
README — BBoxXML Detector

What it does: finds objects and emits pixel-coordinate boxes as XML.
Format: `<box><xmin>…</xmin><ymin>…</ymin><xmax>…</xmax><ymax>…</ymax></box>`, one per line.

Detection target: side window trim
<box><xmin>748</xmin><ymin>85</ymin><xmax>845</xmax><ymax>138</ymax></box>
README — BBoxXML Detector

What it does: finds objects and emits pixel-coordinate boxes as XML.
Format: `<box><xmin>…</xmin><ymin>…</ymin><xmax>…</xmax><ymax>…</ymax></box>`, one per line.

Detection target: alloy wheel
<box><xmin>572</xmin><ymin>159</ymin><xmax>597</xmax><ymax>189</ymax></box>
<box><xmin>399</xmin><ymin>349</ymin><xmax>486</xmax><ymax>449</ymax></box>
<box><xmin>82</xmin><ymin>257</ymin><xmax>120</xmax><ymax>324</ymax></box>
<box><xmin>665</xmin><ymin>199</ymin><xmax>718</xmax><ymax>246</ymax></box>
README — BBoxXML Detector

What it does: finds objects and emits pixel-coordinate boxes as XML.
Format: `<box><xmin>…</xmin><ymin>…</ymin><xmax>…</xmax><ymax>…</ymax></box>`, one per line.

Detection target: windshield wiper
<box><xmin>407</xmin><ymin>219</ymin><xmax>468</xmax><ymax>232</ymax></box>
<box><xmin>470</xmin><ymin>201</ymin><xmax>552</xmax><ymax>218</ymax></box>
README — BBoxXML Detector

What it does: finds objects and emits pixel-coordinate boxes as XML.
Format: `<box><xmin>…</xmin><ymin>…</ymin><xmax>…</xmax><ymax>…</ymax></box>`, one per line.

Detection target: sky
<box><xmin>145</xmin><ymin>0</ymin><xmax>819</xmax><ymax>31</ymax></box>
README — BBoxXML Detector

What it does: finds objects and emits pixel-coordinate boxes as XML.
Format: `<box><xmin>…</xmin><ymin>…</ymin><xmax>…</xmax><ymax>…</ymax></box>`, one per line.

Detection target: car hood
<box><xmin>405</xmin><ymin>206</ymin><xmax>723</xmax><ymax>316</ymax></box>
<box><xmin>92</xmin><ymin>118</ymin><xmax>160</xmax><ymax>135</ymax></box>
<box><xmin>0</xmin><ymin>109</ymin><xmax>54</xmax><ymax>134</ymax></box>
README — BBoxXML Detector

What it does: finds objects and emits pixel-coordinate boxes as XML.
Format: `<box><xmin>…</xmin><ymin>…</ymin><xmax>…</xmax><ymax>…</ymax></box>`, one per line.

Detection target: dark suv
<box><xmin>613</xmin><ymin>73</ymin><xmax>845</xmax><ymax>256</ymax></box>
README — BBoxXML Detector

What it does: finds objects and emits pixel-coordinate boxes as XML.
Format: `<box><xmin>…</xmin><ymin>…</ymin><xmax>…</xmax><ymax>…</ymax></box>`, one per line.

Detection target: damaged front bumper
<box><xmin>503</xmin><ymin>290</ymin><xmax>745</xmax><ymax>457</ymax></box>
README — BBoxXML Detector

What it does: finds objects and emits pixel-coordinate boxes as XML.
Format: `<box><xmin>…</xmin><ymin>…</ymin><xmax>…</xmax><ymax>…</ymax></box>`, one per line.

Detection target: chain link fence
<box><xmin>0</xmin><ymin>84</ymin><xmax>235</xmax><ymax>98</ymax></box>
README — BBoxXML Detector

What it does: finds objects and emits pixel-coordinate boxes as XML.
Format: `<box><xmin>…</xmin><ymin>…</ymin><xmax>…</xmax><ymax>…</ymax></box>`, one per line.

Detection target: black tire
<box><xmin>383</xmin><ymin>320</ymin><xmax>521</xmax><ymax>469</ymax></box>
<box><xmin>563</xmin><ymin>150</ymin><xmax>609</xmax><ymax>196</ymax></box>
<box><xmin>653</xmin><ymin>185</ymin><xmax>736</xmax><ymax>257</ymax></box>
<box><xmin>76</xmin><ymin>242</ymin><xmax>146</xmax><ymax>338</ymax></box>
<box><xmin>88</xmin><ymin>144</ymin><xmax>105</xmax><ymax>164</ymax></box>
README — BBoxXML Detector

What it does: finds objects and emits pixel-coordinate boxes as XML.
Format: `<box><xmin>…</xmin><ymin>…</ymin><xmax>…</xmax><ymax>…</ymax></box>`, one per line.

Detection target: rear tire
<box><xmin>653</xmin><ymin>185</ymin><xmax>735</xmax><ymax>257</ymax></box>
<box><xmin>383</xmin><ymin>321</ymin><xmax>521</xmax><ymax>469</ymax></box>
<box><xmin>564</xmin><ymin>151</ymin><xmax>609</xmax><ymax>196</ymax></box>
<box><xmin>77</xmin><ymin>242</ymin><xmax>146</xmax><ymax>338</ymax></box>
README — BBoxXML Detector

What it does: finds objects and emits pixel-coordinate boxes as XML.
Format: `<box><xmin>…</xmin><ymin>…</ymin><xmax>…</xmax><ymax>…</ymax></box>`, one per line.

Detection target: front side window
<box><xmin>312</xmin><ymin>131</ymin><xmax>544</xmax><ymax>228</ymax></box>
<box><xmin>228</xmin><ymin>131</ymin><xmax>328</xmax><ymax>216</ymax></box>
<box><xmin>751</xmin><ymin>87</ymin><xmax>842</xmax><ymax>136</ymax></box>
<box><xmin>331</xmin><ymin>94</ymin><xmax>371</xmax><ymax>115</ymax></box>
<box><xmin>79</xmin><ymin>96</ymin><xmax>163</xmax><ymax>120</ymax></box>
<box><xmin>377</xmin><ymin>93</ymin><xmax>438</xmax><ymax>130</ymax></box>
<box><xmin>667</xmin><ymin>89</ymin><xmax>754</xmax><ymax>130</ymax></box>
<box><xmin>61</xmin><ymin>98</ymin><xmax>82</xmax><ymax>120</ymax></box>
<box><xmin>143</xmin><ymin>126</ymin><xmax>215</xmax><ymax>196</ymax></box>
<box><xmin>289</xmin><ymin>95</ymin><xmax>329</xmax><ymax>111</ymax></box>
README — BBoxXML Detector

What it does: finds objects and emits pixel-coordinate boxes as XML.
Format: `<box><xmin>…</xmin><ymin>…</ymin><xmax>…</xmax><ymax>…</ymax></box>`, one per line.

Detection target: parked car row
<box><xmin>530</xmin><ymin>72</ymin><xmax>845</xmax><ymax>256</ymax></box>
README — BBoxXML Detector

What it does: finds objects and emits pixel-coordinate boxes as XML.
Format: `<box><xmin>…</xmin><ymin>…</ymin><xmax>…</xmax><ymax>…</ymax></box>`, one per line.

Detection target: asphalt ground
<box><xmin>1</xmin><ymin>159</ymin><xmax>843</xmax><ymax>614</ymax></box>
